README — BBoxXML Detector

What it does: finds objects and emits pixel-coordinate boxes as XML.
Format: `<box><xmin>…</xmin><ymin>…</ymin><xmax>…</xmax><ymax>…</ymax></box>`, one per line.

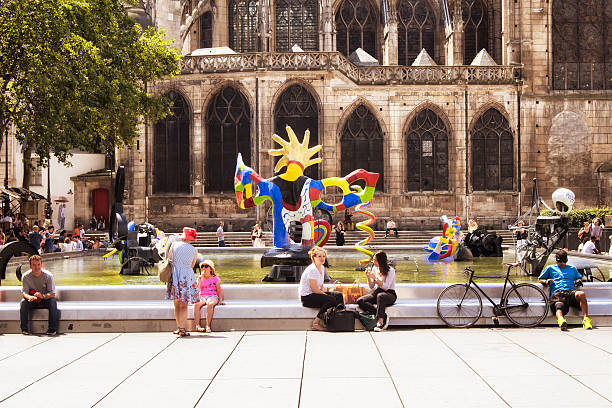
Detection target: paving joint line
<box><xmin>0</xmin><ymin>336</ymin><xmax>54</xmax><ymax>363</ymax></box>
<box><xmin>496</xmin><ymin>330</ymin><xmax>612</xmax><ymax>405</ymax></box>
<box><xmin>0</xmin><ymin>333</ymin><xmax>122</xmax><ymax>404</ymax></box>
<box><xmin>431</xmin><ymin>329</ymin><xmax>512</xmax><ymax>408</ymax></box>
<box><xmin>566</xmin><ymin>331</ymin><xmax>612</xmax><ymax>356</ymax></box>
<box><xmin>369</xmin><ymin>332</ymin><xmax>406</xmax><ymax>408</ymax></box>
<box><xmin>296</xmin><ymin>331</ymin><xmax>309</xmax><ymax>408</ymax></box>
<box><xmin>91</xmin><ymin>334</ymin><xmax>180</xmax><ymax>407</ymax></box>
<box><xmin>192</xmin><ymin>331</ymin><xmax>246</xmax><ymax>408</ymax></box>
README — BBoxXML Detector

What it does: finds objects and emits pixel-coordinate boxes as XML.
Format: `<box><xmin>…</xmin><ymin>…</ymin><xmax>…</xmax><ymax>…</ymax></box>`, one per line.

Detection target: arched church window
<box><xmin>206</xmin><ymin>86</ymin><xmax>252</xmax><ymax>192</ymax></box>
<box><xmin>397</xmin><ymin>0</ymin><xmax>436</xmax><ymax>65</ymax></box>
<box><xmin>229</xmin><ymin>0</ymin><xmax>258</xmax><ymax>52</ymax></box>
<box><xmin>335</xmin><ymin>0</ymin><xmax>378</xmax><ymax>59</ymax></box>
<box><xmin>154</xmin><ymin>90</ymin><xmax>191</xmax><ymax>194</ymax></box>
<box><xmin>275</xmin><ymin>0</ymin><xmax>319</xmax><ymax>51</ymax></box>
<box><xmin>274</xmin><ymin>84</ymin><xmax>319</xmax><ymax>178</ymax></box>
<box><xmin>462</xmin><ymin>0</ymin><xmax>488</xmax><ymax>64</ymax></box>
<box><xmin>200</xmin><ymin>12</ymin><xmax>213</xmax><ymax>49</ymax></box>
<box><xmin>340</xmin><ymin>104</ymin><xmax>384</xmax><ymax>191</ymax></box>
<box><xmin>552</xmin><ymin>0</ymin><xmax>610</xmax><ymax>90</ymax></box>
<box><xmin>471</xmin><ymin>108</ymin><xmax>513</xmax><ymax>191</ymax></box>
<box><xmin>405</xmin><ymin>108</ymin><xmax>448</xmax><ymax>191</ymax></box>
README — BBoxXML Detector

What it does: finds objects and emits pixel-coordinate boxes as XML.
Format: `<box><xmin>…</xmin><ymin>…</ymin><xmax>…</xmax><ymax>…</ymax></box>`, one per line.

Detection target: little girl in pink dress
<box><xmin>194</xmin><ymin>259</ymin><xmax>224</xmax><ymax>333</ymax></box>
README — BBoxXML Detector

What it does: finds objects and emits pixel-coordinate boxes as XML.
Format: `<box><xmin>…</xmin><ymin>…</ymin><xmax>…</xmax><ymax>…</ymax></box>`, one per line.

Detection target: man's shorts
<box><xmin>549</xmin><ymin>290</ymin><xmax>581</xmax><ymax>315</ymax></box>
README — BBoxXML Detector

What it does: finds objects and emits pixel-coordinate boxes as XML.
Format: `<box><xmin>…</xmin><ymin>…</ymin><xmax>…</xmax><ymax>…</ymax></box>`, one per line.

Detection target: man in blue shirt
<box><xmin>539</xmin><ymin>250</ymin><xmax>592</xmax><ymax>330</ymax></box>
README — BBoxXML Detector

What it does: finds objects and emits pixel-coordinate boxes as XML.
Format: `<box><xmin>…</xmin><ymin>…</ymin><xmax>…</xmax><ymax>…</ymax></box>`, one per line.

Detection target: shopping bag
<box><xmin>346</xmin><ymin>280</ymin><xmax>365</xmax><ymax>304</ymax></box>
<box><xmin>328</xmin><ymin>280</ymin><xmax>347</xmax><ymax>303</ymax></box>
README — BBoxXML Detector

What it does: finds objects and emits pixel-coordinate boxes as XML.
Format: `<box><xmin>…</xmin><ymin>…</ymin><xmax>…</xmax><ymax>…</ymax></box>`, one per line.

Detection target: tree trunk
<box><xmin>22</xmin><ymin>143</ymin><xmax>33</xmax><ymax>189</ymax></box>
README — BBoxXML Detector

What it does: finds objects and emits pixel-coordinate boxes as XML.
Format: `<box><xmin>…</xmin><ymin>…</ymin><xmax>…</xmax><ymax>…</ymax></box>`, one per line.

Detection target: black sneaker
<box><xmin>374</xmin><ymin>321</ymin><xmax>384</xmax><ymax>332</ymax></box>
<box><xmin>21</xmin><ymin>330</ymin><xmax>30</xmax><ymax>335</ymax></box>
<box><xmin>382</xmin><ymin>317</ymin><xmax>390</xmax><ymax>330</ymax></box>
<box><xmin>46</xmin><ymin>330</ymin><xmax>57</xmax><ymax>336</ymax></box>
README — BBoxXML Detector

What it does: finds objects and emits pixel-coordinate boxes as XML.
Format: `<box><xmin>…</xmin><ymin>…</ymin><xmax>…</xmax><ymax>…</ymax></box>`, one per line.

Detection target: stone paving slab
<box><xmin>1</xmin><ymin>328</ymin><xmax>611</xmax><ymax>408</ymax></box>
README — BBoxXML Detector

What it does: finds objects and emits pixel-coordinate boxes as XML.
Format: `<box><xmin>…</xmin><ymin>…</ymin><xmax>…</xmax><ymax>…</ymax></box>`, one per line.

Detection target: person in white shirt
<box><xmin>299</xmin><ymin>247</ymin><xmax>344</xmax><ymax>331</ymax></box>
<box><xmin>581</xmin><ymin>235</ymin><xmax>599</xmax><ymax>254</ymax></box>
<box><xmin>357</xmin><ymin>251</ymin><xmax>397</xmax><ymax>331</ymax></box>
<box><xmin>385</xmin><ymin>218</ymin><xmax>398</xmax><ymax>238</ymax></box>
<box><xmin>71</xmin><ymin>235</ymin><xmax>84</xmax><ymax>251</ymax></box>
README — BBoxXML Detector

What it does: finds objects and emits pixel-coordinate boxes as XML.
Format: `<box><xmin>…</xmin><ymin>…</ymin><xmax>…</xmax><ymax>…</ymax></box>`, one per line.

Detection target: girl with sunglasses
<box><xmin>194</xmin><ymin>259</ymin><xmax>225</xmax><ymax>333</ymax></box>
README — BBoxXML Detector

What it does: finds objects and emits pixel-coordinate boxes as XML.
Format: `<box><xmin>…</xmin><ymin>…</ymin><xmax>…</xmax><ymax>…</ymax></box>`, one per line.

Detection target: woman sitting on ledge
<box><xmin>299</xmin><ymin>247</ymin><xmax>344</xmax><ymax>331</ymax></box>
<box><xmin>357</xmin><ymin>251</ymin><xmax>396</xmax><ymax>331</ymax></box>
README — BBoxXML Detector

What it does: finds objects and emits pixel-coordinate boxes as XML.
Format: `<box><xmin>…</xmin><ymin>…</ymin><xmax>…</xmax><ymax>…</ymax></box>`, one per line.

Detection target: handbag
<box><xmin>346</xmin><ymin>280</ymin><xmax>365</xmax><ymax>304</ymax></box>
<box><xmin>328</xmin><ymin>280</ymin><xmax>347</xmax><ymax>303</ymax></box>
<box><xmin>158</xmin><ymin>259</ymin><xmax>173</xmax><ymax>283</ymax></box>
<box><xmin>322</xmin><ymin>305</ymin><xmax>356</xmax><ymax>332</ymax></box>
<box><xmin>358</xmin><ymin>313</ymin><xmax>377</xmax><ymax>331</ymax></box>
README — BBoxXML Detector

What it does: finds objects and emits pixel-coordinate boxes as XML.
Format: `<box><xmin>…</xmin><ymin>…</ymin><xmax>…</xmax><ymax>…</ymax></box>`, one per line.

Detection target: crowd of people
<box><xmin>0</xmin><ymin>211</ymin><xmax>105</xmax><ymax>253</ymax></box>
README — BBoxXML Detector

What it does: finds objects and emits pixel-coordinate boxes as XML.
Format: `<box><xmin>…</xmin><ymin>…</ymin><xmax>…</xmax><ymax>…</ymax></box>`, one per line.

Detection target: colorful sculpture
<box><xmin>424</xmin><ymin>216</ymin><xmax>461</xmax><ymax>261</ymax></box>
<box><xmin>354</xmin><ymin>200</ymin><xmax>376</xmax><ymax>264</ymax></box>
<box><xmin>234</xmin><ymin>125</ymin><xmax>379</xmax><ymax>248</ymax></box>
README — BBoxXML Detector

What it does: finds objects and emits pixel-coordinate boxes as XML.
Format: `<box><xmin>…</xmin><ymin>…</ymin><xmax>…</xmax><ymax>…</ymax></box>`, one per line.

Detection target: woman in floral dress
<box><xmin>166</xmin><ymin>227</ymin><xmax>199</xmax><ymax>336</ymax></box>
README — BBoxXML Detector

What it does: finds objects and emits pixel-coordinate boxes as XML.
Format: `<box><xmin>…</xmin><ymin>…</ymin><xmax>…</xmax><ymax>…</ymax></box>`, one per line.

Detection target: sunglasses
<box><xmin>201</xmin><ymin>265</ymin><xmax>212</xmax><ymax>269</ymax></box>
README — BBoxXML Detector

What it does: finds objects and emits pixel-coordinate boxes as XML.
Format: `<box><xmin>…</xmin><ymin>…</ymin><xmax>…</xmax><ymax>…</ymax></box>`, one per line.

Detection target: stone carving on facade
<box><xmin>257</xmin><ymin>0</ymin><xmax>271</xmax><ymax>51</ymax></box>
<box><xmin>319</xmin><ymin>0</ymin><xmax>335</xmax><ymax>51</ymax></box>
<box><xmin>179</xmin><ymin>0</ymin><xmax>217</xmax><ymax>43</ymax></box>
<box><xmin>180</xmin><ymin>51</ymin><xmax>520</xmax><ymax>84</ymax></box>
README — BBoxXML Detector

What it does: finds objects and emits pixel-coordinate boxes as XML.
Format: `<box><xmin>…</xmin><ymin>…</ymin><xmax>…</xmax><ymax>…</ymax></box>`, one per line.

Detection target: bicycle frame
<box><xmin>461</xmin><ymin>265</ymin><xmax>530</xmax><ymax>316</ymax></box>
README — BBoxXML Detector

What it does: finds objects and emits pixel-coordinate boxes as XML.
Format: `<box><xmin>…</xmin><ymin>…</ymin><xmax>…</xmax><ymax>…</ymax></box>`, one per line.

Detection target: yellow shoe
<box><xmin>583</xmin><ymin>317</ymin><xmax>593</xmax><ymax>330</ymax></box>
<box><xmin>558</xmin><ymin>316</ymin><xmax>568</xmax><ymax>331</ymax></box>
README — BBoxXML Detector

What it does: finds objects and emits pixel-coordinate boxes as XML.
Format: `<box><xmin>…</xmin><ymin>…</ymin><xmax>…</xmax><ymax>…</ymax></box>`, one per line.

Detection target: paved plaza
<box><xmin>1</xmin><ymin>327</ymin><xmax>612</xmax><ymax>407</ymax></box>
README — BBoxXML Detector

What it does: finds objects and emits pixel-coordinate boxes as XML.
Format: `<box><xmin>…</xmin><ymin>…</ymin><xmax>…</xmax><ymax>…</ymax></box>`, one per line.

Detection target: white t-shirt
<box><xmin>299</xmin><ymin>263</ymin><xmax>324</xmax><ymax>297</ymax></box>
<box><xmin>369</xmin><ymin>265</ymin><xmax>396</xmax><ymax>291</ymax></box>
<box><xmin>217</xmin><ymin>226</ymin><xmax>225</xmax><ymax>242</ymax></box>
<box><xmin>582</xmin><ymin>241</ymin><xmax>597</xmax><ymax>254</ymax></box>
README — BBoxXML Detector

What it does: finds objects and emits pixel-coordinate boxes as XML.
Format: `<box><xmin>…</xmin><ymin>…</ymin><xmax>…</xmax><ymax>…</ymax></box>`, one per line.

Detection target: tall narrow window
<box><xmin>275</xmin><ymin>0</ymin><xmax>319</xmax><ymax>51</ymax></box>
<box><xmin>229</xmin><ymin>0</ymin><xmax>258</xmax><ymax>52</ymax></box>
<box><xmin>471</xmin><ymin>108</ymin><xmax>513</xmax><ymax>191</ymax></box>
<box><xmin>405</xmin><ymin>108</ymin><xmax>448</xmax><ymax>191</ymax></box>
<box><xmin>397</xmin><ymin>0</ymin><xmax>436</xmax><ymax>65</ymax></box>
<box><xmin>154</xmin><ymin>90</ymin><xmax>191</xmax><ymax>194</ymax></box>
<box><xmin>274</xmin><ymin>84</ymin><xmax>319</xmax><ymax>179</ymax></box>
<box><xmin>200</xmin><ymin>12</ymin><xmax>213</xmax><ymax>48</ymax></box>
<box><xmin>553</xmin><ymin>0</ymin><xmax>610</xmax><ymax>90</ymax></box>
<box><xmin>462</xmin><ymin>0</ymin><xmax>488</xmax><ymax>64</ymax></box>
<box><xmin>340</xmin><ymin>104</ymin><xmax>384</xmax><ymax>191</ymax></box>
<box><xmin>206</xmin><ymin>86</ymin><xmax>251</xmax><ymax>192</ymax></box>
<box><xmin>335</xmin><ymin>0</ymin><xmax>378</xmax><ymax>59</ymax></box>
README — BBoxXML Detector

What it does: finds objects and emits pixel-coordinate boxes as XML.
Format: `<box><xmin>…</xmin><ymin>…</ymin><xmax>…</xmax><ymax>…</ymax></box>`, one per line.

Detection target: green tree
<box><xmin>0</xmin><ymin>0</ymin><xmax>180</xmax><ymax>187</ymax></box>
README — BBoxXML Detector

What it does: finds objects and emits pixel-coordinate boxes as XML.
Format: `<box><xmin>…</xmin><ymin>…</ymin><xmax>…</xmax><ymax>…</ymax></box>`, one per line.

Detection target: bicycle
<box><xmin>436</xmin><ymin>262</ymin><xmax>549</xmax><ymax>328</ymax></box>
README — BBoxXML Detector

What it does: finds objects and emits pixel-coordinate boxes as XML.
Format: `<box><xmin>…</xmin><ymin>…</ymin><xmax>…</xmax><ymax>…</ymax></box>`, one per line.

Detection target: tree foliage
<box><xmin>0</xmin><ymin>0</ymin><xmax>180</xmax><ymax>171</ymax></box>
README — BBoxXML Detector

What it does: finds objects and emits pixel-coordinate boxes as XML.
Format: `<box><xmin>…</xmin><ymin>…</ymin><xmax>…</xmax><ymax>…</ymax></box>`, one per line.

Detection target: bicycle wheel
<box><xmin>437</xmin><ymin>284</ymin><xmax>482</xmax><ymax>328</ymax></box>
<box><xmin>503</xmin><ymin>283</ymin><xmax>548</xmax><ymax>328</ymax></box>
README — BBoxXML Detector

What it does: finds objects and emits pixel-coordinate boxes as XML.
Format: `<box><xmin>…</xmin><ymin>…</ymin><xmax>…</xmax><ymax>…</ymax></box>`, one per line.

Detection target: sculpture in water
<box><xmin>234</xmin><ymin>126</ymin><xmax>379</xmax><ymax>250</ymax></box>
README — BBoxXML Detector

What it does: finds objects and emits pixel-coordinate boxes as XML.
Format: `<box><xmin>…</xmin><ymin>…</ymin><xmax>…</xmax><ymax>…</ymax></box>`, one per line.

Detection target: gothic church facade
<box><xmin>119</xmin><ymin>0</ymin><xmax>611</xmax><ymax>230</ymax></box>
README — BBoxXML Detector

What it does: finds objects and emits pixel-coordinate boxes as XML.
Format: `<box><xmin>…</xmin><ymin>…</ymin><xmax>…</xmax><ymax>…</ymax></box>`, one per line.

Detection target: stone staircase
<box><xmin>188</xmin><ymin>230</ymin><xmax>516</xmax><ymax>248</ymax></box>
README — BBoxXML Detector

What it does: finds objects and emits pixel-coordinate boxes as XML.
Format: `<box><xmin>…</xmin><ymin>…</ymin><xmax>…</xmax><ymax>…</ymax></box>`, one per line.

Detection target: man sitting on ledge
<box><xmin>385</xmin><ymin>218</ymin><xmax>398</xmax><ymax>238</ymax></box>
<box><xmin>20</xmin><ymin>255</ymin><xmax>59</xmax><ymax>336</ymax></box>
<box><xmin>539</xmin><ymin>250</ymin><xmax>592</xmax><ymax>331</ymax></box>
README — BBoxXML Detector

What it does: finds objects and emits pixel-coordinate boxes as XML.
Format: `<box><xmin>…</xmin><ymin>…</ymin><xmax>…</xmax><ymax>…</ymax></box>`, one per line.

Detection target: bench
<box><xmin>1</xmin><ymin>283</ymin><xmax>612</xmax><ymax>333</ymax></box>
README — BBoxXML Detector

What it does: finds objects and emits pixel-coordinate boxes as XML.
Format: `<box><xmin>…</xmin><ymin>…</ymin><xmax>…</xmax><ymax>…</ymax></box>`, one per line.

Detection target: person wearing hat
<box><xmin>539</xmin><ymin>250</ymin><xmax>592</xmax><ymax>330</ymax></box>
<box><xmin>166</xmin><ymin>227</ymin><xmax>200</xmax><ymax>336</ymax></box>
<box><xmin>193</xmin><ymin>259</ymin><xmax>224</xmax><ymax>333</ymax></box>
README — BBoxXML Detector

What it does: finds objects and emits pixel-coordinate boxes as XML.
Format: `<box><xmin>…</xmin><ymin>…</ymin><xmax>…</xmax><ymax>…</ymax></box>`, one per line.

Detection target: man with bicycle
<box><xmin>539</xmin><ymin>250</ymin><xmax>592</xmax><ymax>330</ymax></box>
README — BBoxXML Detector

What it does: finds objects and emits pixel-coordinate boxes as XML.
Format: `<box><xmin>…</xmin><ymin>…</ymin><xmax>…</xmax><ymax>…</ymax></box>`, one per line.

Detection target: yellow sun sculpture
<box><xmin>269</xmin><ymin>126</ymin><xmax>322</xmax><ymax>181</ymax></box>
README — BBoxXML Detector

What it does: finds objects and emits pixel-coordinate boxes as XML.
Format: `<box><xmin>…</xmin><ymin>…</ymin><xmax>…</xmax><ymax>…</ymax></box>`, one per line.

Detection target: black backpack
<box><xmin>322</xmin><ymin>305</ymin><xmax>356</xmax><ymax>332</ymax></box>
